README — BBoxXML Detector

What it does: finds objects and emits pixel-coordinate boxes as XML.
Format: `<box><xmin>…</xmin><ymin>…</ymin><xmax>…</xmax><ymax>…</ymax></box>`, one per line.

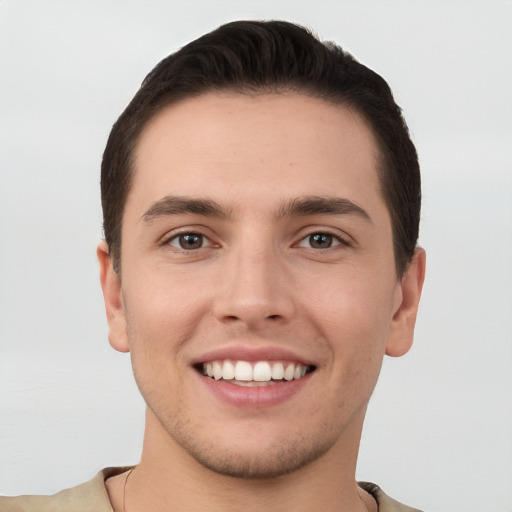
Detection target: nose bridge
<box><xmin>214</xmin><ymin>232</ymin><xmax>294</xmax><ymax>326</ymax></box>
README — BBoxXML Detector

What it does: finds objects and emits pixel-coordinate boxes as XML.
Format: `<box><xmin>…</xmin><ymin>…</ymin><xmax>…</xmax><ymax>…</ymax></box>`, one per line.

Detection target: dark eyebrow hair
<box><xmin>141</xmin><ymin>194</ymin><xmax>370</xmax><ymax>224</ymax></box>
<box><xmin>278</xmin><ymin>196</ymin><xmax>371</xmax><ymax>221</ymax></box>
<box><xmin>141</xmin><ymin>196</ymin><xmax>232</xmax><ymax>223</ymax></box>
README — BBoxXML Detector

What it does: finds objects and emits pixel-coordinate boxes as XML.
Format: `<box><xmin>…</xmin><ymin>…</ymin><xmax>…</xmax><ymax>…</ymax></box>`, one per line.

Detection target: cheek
<box><xmin>122</xmin><ymin>270</ymin><xmax>210</xmax><ymax>358</ymax></box>
<box><xmin>303</xmin><ymin>268</ymin><xmax>395</xmax><ymax>358</ymax></box>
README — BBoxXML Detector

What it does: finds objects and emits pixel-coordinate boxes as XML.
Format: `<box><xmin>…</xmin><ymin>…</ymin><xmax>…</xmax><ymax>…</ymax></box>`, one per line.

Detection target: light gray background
<box><xmin>1</xmin><ymin>1</ymin><xmax>511</xmax><ymax>510</ymax></box>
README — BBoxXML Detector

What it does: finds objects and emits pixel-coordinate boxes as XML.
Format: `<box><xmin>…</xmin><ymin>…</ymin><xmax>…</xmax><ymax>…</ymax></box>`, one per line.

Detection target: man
<box><xmin>1</xmin><ymin>20</ymin><xmax>425</xmax><ymax>511</ymax></box>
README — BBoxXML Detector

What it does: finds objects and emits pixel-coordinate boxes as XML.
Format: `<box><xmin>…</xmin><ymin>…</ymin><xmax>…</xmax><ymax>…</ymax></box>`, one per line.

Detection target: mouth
<box><xmin>195</xmin><ymin>360</ymin><xmax>316</xmax><ymax>387</ymax></box>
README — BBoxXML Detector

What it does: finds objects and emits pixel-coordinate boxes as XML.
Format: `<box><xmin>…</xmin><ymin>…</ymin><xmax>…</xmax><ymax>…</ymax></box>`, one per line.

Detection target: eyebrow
<box><xmin>141</xmin><ymin>196</ymin><xmax>232</xmax><ymax>223</ymax></box>
<box><xmin>141</xmin><ymin>194</ymin><xmax>371</xmax><ymax>223</ymax></box>
<box><xmin>277</xmin><ymin>196</ymin><xmax>371</xmax><ymax>222</ymax></box>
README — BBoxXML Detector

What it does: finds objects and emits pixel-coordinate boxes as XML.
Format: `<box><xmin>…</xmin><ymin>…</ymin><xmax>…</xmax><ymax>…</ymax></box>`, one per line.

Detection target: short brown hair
<box><xmin>101</xmin><ymin>20</ymin><xmax>420</xmax><ymax>276</ymax></box>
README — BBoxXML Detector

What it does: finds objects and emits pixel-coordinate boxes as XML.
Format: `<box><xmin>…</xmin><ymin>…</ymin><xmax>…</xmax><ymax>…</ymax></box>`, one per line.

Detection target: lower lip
<box><xmin>197</xmin><ymin>372</ymin><xmax>313</xmax><ymax>408</ymax></box>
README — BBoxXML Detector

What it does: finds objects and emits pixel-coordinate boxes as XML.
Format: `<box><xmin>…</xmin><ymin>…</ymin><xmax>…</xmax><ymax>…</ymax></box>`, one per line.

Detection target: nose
<box><xmin>213</xmin><ymin>243</ymin><xmax>295</xmax><ymax>329</ymax></box>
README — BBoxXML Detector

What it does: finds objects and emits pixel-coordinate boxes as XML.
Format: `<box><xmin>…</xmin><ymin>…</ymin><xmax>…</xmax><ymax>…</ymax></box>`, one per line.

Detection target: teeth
<box><xmin>222</xmin><ymin>361</ymin><xmax>235</xmax><ymax>380</ymax></box>
<box><xmin>283</xmin><ymin>364</ymin><xmax>295</xmax><ymax>381</ymax></box>
<box><xmin>271</xmin><ymin>362</ymin><xmax>284</xmax><ymax>380</ymax></box>
<box><xmin>234</xmin><ymin>361</ymin><xmax>252</xmax><ymax>381</ymax></box>
<box><xmin>253</xmin><ymin>361</ymin><xmax>272</xmax><ymax>382</ymax></box>
<box><xmin>213</xmin><ymin>361</ymin><xmax>223</xmax><ymax>380</ymax></box>
<box><xmin>202</xmin><ymin>360</ymin><xmax>311</xmax><ymax>383</ymax></box>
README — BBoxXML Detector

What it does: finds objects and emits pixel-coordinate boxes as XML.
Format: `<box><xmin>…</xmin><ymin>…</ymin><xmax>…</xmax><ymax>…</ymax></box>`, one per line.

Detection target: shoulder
<box><xmin>0</xmin><ymin>468</ymin><xmax>129</xmax><ymax>512</ymax></box>
<box><xmin>359</xmin><ymin>481</ymin><xmax>425</xmax><ymax>512</ymax></box>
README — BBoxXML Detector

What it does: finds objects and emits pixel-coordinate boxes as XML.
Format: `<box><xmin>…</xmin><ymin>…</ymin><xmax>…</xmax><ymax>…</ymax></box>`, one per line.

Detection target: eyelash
<box><xmin>162</xmin><ymin>230</ymin><xmax>350</xmax><ymax>252</ymax></box>
<box><xmin>296</xmin><ymin>232</ymin><xmax>349</xmax><ymax>250</ymax></box>
<box><xmin>164</xmin><ymin>232</ymin><xmax>214</xmax><ymax>251</ymax></box>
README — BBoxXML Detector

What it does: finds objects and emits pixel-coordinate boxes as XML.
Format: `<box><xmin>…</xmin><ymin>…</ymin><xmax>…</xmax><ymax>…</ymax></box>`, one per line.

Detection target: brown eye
<box><xmin>169</xmin><ymin>233</ymin><xmax>206</xmax><ymax>250</ymax></box>
<box><xmin>296</xmin><ymin>232</ymin><xmax>344</xmax><ymax>250</ymax></box>
<box><xmin>308</xmin><ymin>233</ymin><xmax>334</xmax><ymax>248</ymax></box>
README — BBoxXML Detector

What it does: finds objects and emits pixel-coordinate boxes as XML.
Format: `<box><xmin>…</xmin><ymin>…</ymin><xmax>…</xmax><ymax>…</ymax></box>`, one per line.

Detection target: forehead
<box><xmin>129</xmin><ymin>92</ymin><xmax>384</xmax><ymax>216</ymax></box>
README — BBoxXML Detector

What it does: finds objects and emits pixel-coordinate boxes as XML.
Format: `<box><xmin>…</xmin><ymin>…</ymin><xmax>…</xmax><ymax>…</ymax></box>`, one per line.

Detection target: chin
<box><xmin>169</xmin><ymin>419</ymin><xmax>337</xmax><ymax>480</ymax></box>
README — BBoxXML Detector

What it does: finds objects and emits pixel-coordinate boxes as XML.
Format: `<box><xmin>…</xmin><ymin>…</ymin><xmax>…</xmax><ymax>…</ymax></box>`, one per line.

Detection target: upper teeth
<box><xmin>203</xmin><ymin>360</ymin><xmax>309</xmax><ymax>382</ymax></box>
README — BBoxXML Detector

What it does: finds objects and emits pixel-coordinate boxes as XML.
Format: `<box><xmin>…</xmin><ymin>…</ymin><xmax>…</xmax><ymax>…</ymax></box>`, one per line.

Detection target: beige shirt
<box><xmin>0</xmin><ymin>467</ymin><xmax>423</xmax><ymax>511</ymax></box>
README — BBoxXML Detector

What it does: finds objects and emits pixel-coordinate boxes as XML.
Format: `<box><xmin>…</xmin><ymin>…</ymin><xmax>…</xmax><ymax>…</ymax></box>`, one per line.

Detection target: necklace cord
<box><xmin>122</xmin><ymin>468</ymin><xmax>135</xmax><ymax>512</ymax></box>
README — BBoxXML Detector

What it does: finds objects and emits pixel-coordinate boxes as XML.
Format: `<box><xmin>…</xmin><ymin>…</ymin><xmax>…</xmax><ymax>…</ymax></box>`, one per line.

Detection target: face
<box><xmin>99</xmin><ymin>92</ymin><xmax>424</xmax><ymax>479</ymax></box>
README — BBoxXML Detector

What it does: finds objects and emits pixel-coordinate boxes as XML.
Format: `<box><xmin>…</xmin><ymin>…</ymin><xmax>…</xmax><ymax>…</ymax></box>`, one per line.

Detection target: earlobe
<box><xmin>97</xmin><ymin>241</ymin><xmax>130</xmax><ymax>353</ymax></box>
<box><xmin>385</xmin><ymin>247</ymin><xmax>426</xmax><ymax>357</ymax></box>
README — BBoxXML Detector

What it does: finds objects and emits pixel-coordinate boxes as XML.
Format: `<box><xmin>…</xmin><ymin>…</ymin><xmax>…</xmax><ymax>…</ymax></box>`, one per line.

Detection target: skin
<box><xmin>98</xmin><ymin>92</ymin><xmax>425</xmax><ymax>512</ymax></box>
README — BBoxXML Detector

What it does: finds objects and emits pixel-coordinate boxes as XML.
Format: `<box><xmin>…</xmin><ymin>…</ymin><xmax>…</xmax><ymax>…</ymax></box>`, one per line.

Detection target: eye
<box><xmin>167</xmin><ymin>233</ymin><xmax>211</xmax><ymax>250</ymax></box>
<box><xmin>297</xmin><ymin>232</ymin><xmax>343</xmax><ymax>249</ymax></box>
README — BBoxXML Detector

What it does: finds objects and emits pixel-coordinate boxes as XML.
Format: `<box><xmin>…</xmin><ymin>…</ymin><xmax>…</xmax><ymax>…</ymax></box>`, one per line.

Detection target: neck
<box><xmin>120</xmin><ymin>407</ymin><xmax>372</xmax><ymax>512</ymax></box>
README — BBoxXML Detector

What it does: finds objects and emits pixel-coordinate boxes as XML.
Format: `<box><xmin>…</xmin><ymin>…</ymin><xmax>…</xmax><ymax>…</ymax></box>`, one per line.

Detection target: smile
<box><xmin>200</xmin><ymin>360</ymin><xmax>315</xmax><ymax>386</ymax></box>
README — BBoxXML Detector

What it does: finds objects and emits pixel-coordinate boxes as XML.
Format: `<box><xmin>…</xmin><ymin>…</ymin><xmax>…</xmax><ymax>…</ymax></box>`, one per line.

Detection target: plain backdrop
<box><xmin>1</xmin><ymin>1</ymin><xmax>511</xmax><ymax>510</ymax></box>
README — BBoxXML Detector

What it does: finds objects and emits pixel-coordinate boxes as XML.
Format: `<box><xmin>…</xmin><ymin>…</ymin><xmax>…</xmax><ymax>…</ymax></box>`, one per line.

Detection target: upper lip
<box><xmin>191</xmin><ymin>345</ymin><xmax>315</xmax><ymax>367</ymax></box>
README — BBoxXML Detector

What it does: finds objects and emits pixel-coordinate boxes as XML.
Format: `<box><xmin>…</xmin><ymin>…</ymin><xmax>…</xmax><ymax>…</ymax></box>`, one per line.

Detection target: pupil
<box><xmin>310</xmin><ymin>233</ymin><xmax>332</xmax><ymax>248</ymax></box>
<box><xmin>180</xmin><ymin>234</ymin><xmax>202</xmax><ymax>249</ymax></box>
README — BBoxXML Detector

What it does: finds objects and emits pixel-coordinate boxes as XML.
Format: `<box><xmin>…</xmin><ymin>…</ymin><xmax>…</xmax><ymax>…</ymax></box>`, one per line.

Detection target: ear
<box><xmin>385</xmin><ymin>247</ymin><xmax>426</xmax><ymax>357</ymax></box>
<box><xmin>97</xmin><ymin>241</ymin><xmax>130</xmax><ymax>353</ymax></box>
